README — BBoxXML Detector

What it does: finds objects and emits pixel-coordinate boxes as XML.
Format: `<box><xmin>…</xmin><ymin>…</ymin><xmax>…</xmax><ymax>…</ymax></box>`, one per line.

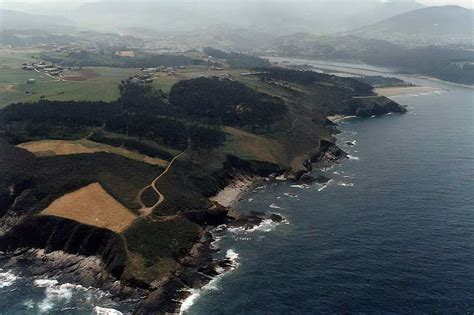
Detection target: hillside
<box><xmin>69</xmin><ymin>0</ymin><xmax>423</xmax><ymax>40</ymax></box>
<box><xmin>270</xmin><ymin>34</ymin><xmax>474</xmax><ymax>85</ymax></box>
<box><xmin>350</xmin><ymin>5</ymin><xmax>474</xmax><ymax>45</ymax></box>
<box><xmin>0</xmin><ymin>9</ymin><xmax>75</xmax><ymax>32</ymax></box>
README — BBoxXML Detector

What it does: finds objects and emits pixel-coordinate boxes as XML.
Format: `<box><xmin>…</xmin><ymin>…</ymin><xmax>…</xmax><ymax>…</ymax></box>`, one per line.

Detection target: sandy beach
<box><xmin>375</xmin><ymin>86</ymin><xmax>439</xmax><ymax>97</ymax></box>
<box><xmin>326</xmin><ymin>115</ymin><xmax>357</xmax><ymax>123</ymax></box>
<box><xmin>210</xmin><ymin>177</ymin><xmax>255</xmax><ymax>207</ymax></box>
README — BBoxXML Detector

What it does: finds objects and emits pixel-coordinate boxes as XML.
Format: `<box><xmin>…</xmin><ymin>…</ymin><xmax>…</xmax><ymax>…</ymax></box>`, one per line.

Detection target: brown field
<box><xmin>18</xmin><ymin>139</ymin><xmax>168</xmax><ymax>167</ymax></box>
<box><xmin>224</xmin><ymin>126</ymin><xmax>286</xmax><ymax>164</ymax></box>
<box><xmin>41</xmin><ymin>183</ymin><xmax>137</xmax><ymax>233</ymax></box>
<box><xmin>5</xmin><ymin>84</ymin><xmax>16</xmax><ymax>92</ymax></box>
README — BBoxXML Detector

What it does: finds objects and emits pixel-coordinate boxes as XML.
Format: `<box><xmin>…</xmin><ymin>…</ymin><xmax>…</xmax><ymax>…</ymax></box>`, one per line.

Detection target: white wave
<box><xmin>37</xmin><ymin>282</ymin><xmax>88</xmax><ymax>313</ymax></box>
<box><xmin>290</xmin><ymin>184</ymin><xmax>311</xmax><ymax>189</ymax></box>
<box><xmin>347</xmin><ymin>155</ymin><xmax>359</xmax><ymax>160</ymax></box>
<box><xmin>93</xmin><ymin>306</ymin><xmax>123</xmax><ymax>315</ymax></box>
<box><xmin>338</xmin><ymin>182</ymin><xmax>354</xmax><ymax>187</ymax></box>
<box><xmin>228</xmin><ymin>215</ymin><xmax>286</xmax><ymax>235</ymax></box>
<box><xmin>317</xmin><ymin>179</ymin><xmax>333</xmax><ymax>192</ymax></box>
<box><xmin>34</xmin><ymin>279</ymin><xmax>59</xmax><ymax>288</ymax></box>
<box><xmin>179</xmin><ymin>249</ymin><xmax>240</xmax><ymax>315</ymax></box>
<box><xmin>23</xmin><ymin>299</ymin><xmax>35</xmax><ymax>310</ymax></box>
<box><xmin>269</xmin><ymin>203</ymin><xmax>282</xmax><ymax>209</ymax></box>
<box><xmin>247</xmin><ymin>198</ymin><xmax>254</xmax><ymax>202</ymax></box>
<box><xmin>226</xmin><ymin>249</ymin><xmax>240</xmax><ymax>267</ymax></box>
<box><xmin>283</xmin><ymin>193</ymin><xmax>298</xmax><ymax>198</ymax></box>
<box><xmin>318</xmin><ymin>185</ymin><xmax>328</xmax><ymax>192</ymax></box>
<box><xmin>245</xmin><ymin>219</ymin><xmax>279</xmax><ymax>233</ymax></box>
<box><xmin>0</xmin><ymin>269</ymin><xmax>19</xmax><ymax>288</ymax></box>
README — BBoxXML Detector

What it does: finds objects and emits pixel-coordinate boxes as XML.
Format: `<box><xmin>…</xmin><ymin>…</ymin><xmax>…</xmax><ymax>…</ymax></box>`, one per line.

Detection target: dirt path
<box><xmin>5</xmin><ymin>84</ymin><xmax>16</xmax><ymax>92</ymax></box>
<box><xmin>138</xmin><ymin>152</ymin><xmax>184</xmax><ymax>216</ymax></box>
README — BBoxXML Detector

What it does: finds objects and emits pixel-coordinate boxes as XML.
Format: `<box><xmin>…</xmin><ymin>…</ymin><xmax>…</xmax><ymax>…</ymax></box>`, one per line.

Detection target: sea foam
<box><xmin>179</xmin><ymin>249</ymin><xmax>240</xmax><ymax>314</ymax></box>
<box><xmin>93</xmin><ymin>306</ymin><xmax>123</xmax><ymax>315</ymax></box>
<box><xmin>0</xmin><ymin>269</ymin><xmax>18</xmax><ymax>288</ymax></box>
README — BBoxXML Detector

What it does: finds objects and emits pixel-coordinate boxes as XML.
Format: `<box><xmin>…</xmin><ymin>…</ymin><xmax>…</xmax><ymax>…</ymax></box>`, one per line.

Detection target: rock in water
<box><xmin>270</xmin><ymin>213</ymin><xmax>284</xmax><ymax>223</ymax></box>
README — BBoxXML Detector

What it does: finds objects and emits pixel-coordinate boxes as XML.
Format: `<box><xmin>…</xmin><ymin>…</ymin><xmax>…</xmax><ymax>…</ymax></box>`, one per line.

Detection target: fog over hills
<box><xmin>1</xmin><ymin>0</ymin><xmax>424</xmax><ymax>36</ymax></box>
<box><xmin>350</xmin><ymin>5</ymin><xmax>474</xmax><ymax>45</ymax></box>
<box><xmin>0</xmin><ymin>9</ymin><xmax>75</xmax><ymax>31</ymax></box>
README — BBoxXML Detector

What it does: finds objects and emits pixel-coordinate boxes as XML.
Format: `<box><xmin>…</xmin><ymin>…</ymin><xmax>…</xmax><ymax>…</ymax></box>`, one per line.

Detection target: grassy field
<box><xmin>0</xmin><ymin>48</ymin><xmax>144</xmax><ymax>108</ymax></box>
<box><xmin>18</xmin><ymin>139</ymin><xmax>169</xmax><ymax>167</ymax></box>
<box><xmin>41</xmin><ymin>182</ymin><xmax>137</xmax><ymax>233</ymax></box>
<box><xmin>0</xmin><ymin>50</ymin><xmax>288</xmax><ymax>108</ymax></box>
<box><xmin>222</xmin><ymin>126</ymin><xmax>287</xmax><ymax>164</ymax></box>
<box><xmin>0</xmin><ymin>48</ymin><xmax>42</xmax><ymax>67</ymax></box>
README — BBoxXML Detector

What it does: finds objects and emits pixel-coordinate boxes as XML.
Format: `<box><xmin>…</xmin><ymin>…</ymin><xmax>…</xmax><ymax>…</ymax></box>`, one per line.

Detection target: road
<box><xmin>138</xmin><ymin>152</ymin><xmax>184</xmax><ymax>216</ymax></box>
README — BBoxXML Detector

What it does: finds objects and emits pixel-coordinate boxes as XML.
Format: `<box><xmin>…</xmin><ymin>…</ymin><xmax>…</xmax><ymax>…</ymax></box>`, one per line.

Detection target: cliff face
<box><xmin>0</xmin><ymin>215</ymin><xmax>127</xmax><ymax>279</ymax></box>
<box><xmin>341</xmin><ymin>96</ymin><xmax>408</xmax><ymax>117</ymax></box>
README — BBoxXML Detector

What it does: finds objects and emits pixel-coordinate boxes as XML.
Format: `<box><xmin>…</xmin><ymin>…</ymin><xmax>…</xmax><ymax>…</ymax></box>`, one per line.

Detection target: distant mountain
<box><xmin>350</xmin><ymin>5</ymin><xmax>474</xmax><ymax>45</ymax></box>
<box><xmin>69</xmin><ymin>0</ymin><xmax>424</xmax><ymax>38</ymax></box>
<box><xmin>0</xmin><ymin>9</ymin><xmax>75</xmax><ymax>32</ymax></box>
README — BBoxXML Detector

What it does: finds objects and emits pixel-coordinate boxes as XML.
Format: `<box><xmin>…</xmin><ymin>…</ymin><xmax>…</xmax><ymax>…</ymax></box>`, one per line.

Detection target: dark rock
<box><xmin>0</xmin><ymin>216</ymin><xmax>127</xmax><ymax>279</ymax></box>
<box><xmin>315</xmin><ymin>175</ymin><xmax>330</xmax><ymax>184</ymax></box>
<box><xmin>298</xmin><ymin>173</ymin><xmax>315</xmax><ymax>184</ymax></box>
<box><xmin>225</xmin><ymin>154</ymin><xmax>281</xmax><ymax>177</ymax></box>
<box><xmin>270</xmin><ymin>213</ymin><xmax>284</xmax><ymax>223</ymax></box>
<box><xmin>231</xmin><ymin>215</ymin><xmax>263</xmax><ymax>230</ymax></box>
<box><xmin>184</xmin><ymin>205</ymin><xmax>229</xmax><ymax>226</ymax></box>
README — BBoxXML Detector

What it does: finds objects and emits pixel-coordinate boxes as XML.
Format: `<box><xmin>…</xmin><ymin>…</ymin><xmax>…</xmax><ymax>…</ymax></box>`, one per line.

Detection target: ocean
<box><xmin>182</xmin><ymin>61</ymin><xmax>474</xmax><ymax>314</ymax></box>
<box><xmin>1</xmin><ymin>61</ymin><xmax>473</xmax><ymax>314</ymax></box>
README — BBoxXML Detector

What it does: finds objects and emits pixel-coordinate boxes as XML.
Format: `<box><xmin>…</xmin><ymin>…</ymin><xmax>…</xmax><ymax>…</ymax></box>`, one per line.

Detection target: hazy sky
<box><xmin>418</xmin><ymin>0</ymin><xmax>473</xmax><ymax>8</ymax></box>
<box><xmin>0</xmin><ymin>0</ymin><xmax>472</xmax><ymax>9</ymax></box>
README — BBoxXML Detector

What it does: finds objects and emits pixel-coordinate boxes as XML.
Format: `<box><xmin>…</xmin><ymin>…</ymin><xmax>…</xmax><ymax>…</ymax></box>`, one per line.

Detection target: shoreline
<box><xmin>375</xmin><ymin>86</ymin><xmax>440</xmax><ymax>97</ymax></box>
<box><xmin>326</xmin><ymin>115</ymin><xmax>357</xmax><ymax>123</ymax></box>
<box><xmin>209</xmin><ymin>176</ymin><xmax>256</xmax><ymax>208</ymax></box>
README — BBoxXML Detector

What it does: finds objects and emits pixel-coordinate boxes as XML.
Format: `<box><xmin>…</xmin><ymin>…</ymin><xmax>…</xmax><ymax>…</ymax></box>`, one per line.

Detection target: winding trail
<box><xmin>138</xmin><ymin>152</ymin><xmax>184</xmax><ymax>216</ymax></box>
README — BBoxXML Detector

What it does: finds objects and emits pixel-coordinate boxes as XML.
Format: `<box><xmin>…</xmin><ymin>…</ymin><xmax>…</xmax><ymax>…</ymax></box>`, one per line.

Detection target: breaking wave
<box><xmin>0</xmin><ymin>270</ymin><xmax>18</xmax><ymax>289</ymax></box>
<box><xmin>179</xmin><ymin>249</ymin><xmax>240</xmax><ymax>314</ymax></box>
<box><xmin>347</xmin><ymin>155</ymin><xmax>360</xmax><ymax>160</ymax></box>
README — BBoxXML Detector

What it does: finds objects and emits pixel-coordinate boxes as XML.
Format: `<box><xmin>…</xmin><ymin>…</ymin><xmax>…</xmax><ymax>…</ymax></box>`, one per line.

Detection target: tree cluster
<box><xmin>203</xmin><ymin>47</ymin><xmax>271</xmax><ymax>68</ymax></box>
<box><xmin>169</xmin><ymin>77</ymin><xmax>287</xmax><ymax>127</ymax></box>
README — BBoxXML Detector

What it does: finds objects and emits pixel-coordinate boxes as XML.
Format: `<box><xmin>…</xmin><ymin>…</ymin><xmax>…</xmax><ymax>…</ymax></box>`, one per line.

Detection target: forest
<box><xmin>42</xmin><ymin>50</ymin><xmax>202</xmax><ymax>68</ymax></box>
<box><xmin>203</xmin><ymin>47</ymin><xmax>271</xmax><ymax>68</ymax></box>
<box><xmin>169</xmin><ymin>77</ymin><xmax>287</xmax><ymax>127</ymax></box>
<box><xmin>256</xmin><ymin>68</ymin><xmax>374</xmax><ymax>95</ymax></box>
<box><xmin>0</xmin><ymin>76</ymin><xmax>289</xmax><ymax>150</ymax></box>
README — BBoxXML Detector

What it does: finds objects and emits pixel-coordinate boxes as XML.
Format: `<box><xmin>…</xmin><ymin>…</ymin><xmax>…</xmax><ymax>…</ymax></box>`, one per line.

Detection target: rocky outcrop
<box><xmin>0</xmin><ymin>215</ymin><xmax>127</xmax><ymax>279</ymax></box>
<box><xmin>184</xmin><ymin>204</ymin><xmax>230</xmax><ymax>226</ymax></box>
<box><xmin>342</xmin><ymin>96</ymin><xmax>407</xmax><ymax>118</ymax></box>
<box><xmin>224</xmin><ymin>154</ymin><xmax>282</xmax><ymax>177</ymax></box>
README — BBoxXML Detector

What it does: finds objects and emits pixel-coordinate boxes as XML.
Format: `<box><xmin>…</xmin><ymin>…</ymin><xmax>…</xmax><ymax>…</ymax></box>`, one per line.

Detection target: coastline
<box><xmin>375</xmin><ymin>86</ymin><xmax>440</xmax><ymax>97</ymax></box>
<box><xmin>326</xmin><ymin>115</ymin><xmax>357</xmax><ymax>123</ymax></box>
<box><xmin>209</xmin><ymin>176</ymin><xmax>256</xmax><ymax>208</ymax></box>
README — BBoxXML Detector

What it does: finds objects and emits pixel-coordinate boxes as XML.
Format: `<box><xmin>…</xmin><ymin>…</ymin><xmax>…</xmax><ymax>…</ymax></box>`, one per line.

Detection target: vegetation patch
<box><xmin>18</xmin><ymin>139</ymin><xmax>169</xmax><ymax>167</ymax></box>
<box><xmin>41</xmin><ymin>183</ymin><xmax>137</xmax><ymax>233</ymax></box>
<box><xmin>223</xmin><ymin>126</ymin><xmax>286</xmax><ymax>164</ymax></box>
<box><xmin>124</xmin><ymin>216</ymin><xmax>201</xmax><ymax>267</ymax></box>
